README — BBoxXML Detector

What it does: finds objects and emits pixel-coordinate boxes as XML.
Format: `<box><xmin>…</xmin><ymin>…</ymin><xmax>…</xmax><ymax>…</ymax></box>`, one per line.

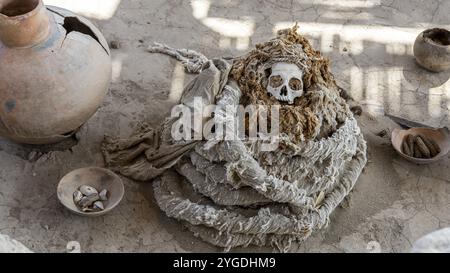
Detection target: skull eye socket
<box><xmin>269</xmin><ymin>75</ymin><xmax>283</xmax><ymax>88</ymax></box>
<box><xmin>289</xmin><ymin>77</ymin><xmax>303</xmax><ymax>91</ymax></box>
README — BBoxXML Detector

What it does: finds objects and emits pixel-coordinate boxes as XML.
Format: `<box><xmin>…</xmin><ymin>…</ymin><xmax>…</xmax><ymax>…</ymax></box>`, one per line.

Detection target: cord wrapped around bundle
<box><xmin>153</xmin><ymin>83</ymin><xmax>366</xmax><ymax>251</ymax></box>
<box><xmin>102</xmin><ymin>26</ymin><xmax>367</xmax><ymax>252</ymax></box>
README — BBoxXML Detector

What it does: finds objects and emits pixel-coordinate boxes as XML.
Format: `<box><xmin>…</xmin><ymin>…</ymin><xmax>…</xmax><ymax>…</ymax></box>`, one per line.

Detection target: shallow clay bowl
<box><xmin>391</xmin><ymin>127</ymin><xmax>450</xmax><ymax>164</ymax></box>
<box><xmin>57</xmin><ymin>167</ymin><xmax>124</xmax><ymax>217</ymax></box>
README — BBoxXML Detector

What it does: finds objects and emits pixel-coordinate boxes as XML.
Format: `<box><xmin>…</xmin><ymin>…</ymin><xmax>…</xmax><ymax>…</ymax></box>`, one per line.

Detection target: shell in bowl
<box><xmin>57</xmin><ymin>167</ymin><xmax>124</xmax><ymax>217</ymax></box>
<box><xmin>391</xmin><ymin>127</ymin><xmax>450</xmax><ymax>164</ymax></box>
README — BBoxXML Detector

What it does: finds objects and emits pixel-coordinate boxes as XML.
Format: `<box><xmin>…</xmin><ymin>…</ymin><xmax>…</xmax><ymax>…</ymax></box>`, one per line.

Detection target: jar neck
<box><xmin>0</xmin><ymin>0</ymin><xmax>50</xmax><ymax>48</ymax></box>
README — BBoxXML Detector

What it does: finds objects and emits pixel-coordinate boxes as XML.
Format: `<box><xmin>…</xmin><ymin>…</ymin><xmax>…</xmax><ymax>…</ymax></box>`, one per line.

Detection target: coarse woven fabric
<box><xmin>101</xmin><ymin>26</ymin><xmax>367</xmax><ymax>251</ymax></box>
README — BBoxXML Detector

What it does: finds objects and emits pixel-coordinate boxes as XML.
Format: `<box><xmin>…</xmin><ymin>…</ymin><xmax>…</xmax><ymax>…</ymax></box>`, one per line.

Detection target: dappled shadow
<box><xmin>9</xmin><ymin>0</ymin><xmax>446</xmax><ymax>253</ymax></box>
<box><xmin>186</xmin><ymin>0</ymin><xmax>450</xmax><ymax>127</ymax></box>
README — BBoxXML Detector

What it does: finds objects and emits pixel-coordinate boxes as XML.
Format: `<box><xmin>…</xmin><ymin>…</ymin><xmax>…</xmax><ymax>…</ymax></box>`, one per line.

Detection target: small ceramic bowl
<box><xmin>57</xmin><ymin>167</ymin><xmax>124</xmax><ymax>217</ymax></box>
<box><xmin>414</xmin><ymin>28</ymin><xmax>450</xmax><ymax>72</ymax></box>
<box><xmin>391</xmin><ymin>127</ymin><xmax>450</xmax><ymax>164</ymax></box>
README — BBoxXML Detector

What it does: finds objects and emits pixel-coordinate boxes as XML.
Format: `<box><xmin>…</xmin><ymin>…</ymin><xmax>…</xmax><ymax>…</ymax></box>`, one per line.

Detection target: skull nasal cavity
<box><xmin>280</xmin><ymin>86</ymin><xmax>287</xmax><ymax>96</ymax></box>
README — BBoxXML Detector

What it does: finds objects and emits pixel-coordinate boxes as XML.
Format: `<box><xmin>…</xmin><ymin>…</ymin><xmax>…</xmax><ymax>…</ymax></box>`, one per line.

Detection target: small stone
<box><xmin>110</xmin><ymin>40</ymin><xmax>121</xmax><ymax>49</ymax></box>
<box><xmin>375</xmin><ymin>129</ymin><xmax>387</xmax><ymax>138</ymax></box>
<box><xmin>350</xmin><ymin>105</ymin><xmax>362</xmax><ymax>116</ymax></box>
<box><xmin>27</xmin><ymin>151</ymin><xmax>40</xmax><ymax>161</ymax></box>
<box><xmin>343</xmin><ymin>47</ymin><xmax>348</xmax><ymax>52</ymax></box>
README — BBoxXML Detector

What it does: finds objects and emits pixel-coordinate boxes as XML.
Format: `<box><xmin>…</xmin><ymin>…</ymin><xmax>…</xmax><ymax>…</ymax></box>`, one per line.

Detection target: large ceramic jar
<box><xmin>0</xmin><ymin>0</ymin><xmax>111</xmax><ymax>144</ymax></box>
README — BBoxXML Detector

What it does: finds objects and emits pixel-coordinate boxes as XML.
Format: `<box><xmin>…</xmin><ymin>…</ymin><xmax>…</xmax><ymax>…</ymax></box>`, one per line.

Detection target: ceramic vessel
<box><xmin>57</xmin><ymin>167</ymin><xmax>124</xmax><ymax>217</ymax></box>
<box><xmin>391</xmin><ymin>127</ymin><xmax>450</xmax><ymax>164</ymax></box>
<box><xmin>413</xmin><ymin>28</ymin><xmax>450</xmax><ymax>72</ymax></box>
<box><xmin>0</xmin><ymin>0</ymin><xmax>111</xmax><ymax>144</ymax></box>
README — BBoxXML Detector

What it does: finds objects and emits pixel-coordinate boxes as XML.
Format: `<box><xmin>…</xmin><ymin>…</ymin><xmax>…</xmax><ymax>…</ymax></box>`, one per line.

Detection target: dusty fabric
<box><xmin>101</xmin><ymin>26</ymin><xmax>367</xmax><ymax>251</ymax></box>
<box><xmin>102</xmin><ymin>58</ymin><xmax>231</xmax><ymax>181</ymax></box>
<box><xmin>152</xmin><ymin>83</ymin><xmax>366</xmax><ymax>251</ymax></box>
<box><xmin>231</xmin><ymin>25</ymin><xmax>351</xmax><ymax>142</ymax></box>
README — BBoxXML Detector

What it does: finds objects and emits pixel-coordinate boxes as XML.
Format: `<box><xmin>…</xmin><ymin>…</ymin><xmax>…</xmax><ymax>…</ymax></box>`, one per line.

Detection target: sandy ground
<box><xmin>1</xmin><ymin>0</ymin><xmax>450</xmax><ymax>252</ymax></box>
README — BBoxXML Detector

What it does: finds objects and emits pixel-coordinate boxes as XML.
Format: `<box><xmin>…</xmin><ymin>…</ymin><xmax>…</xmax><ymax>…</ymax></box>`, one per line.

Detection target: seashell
<box><xmin>99</xmin><ymin>189</ymin><xmax>108</xmax><ymax>201</ymax></box>
<box><xmin>78</xmin><ymin>193</ymin><xmax>99</xmax><ymax>208</ymax></box>
<box><xmin>79</xmin><ymin>185</ymin><xmax>98</xmax><ymax>196</ymax></box>
<box><xmin>73</xmin><ymin>190</ymin><xmax>83</xmax><ymax>204</ymax></box>
<box><xmin>93</xmin><ymin>201</ymin><xmax>104</xmax><ymax>211</ymax></box>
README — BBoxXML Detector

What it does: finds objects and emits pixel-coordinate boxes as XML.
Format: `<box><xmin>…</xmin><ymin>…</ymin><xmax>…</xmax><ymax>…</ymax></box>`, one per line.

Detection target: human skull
<box><xmin>267</xmin><ymin>62</ymin><xmax>304</xmax><ymax>104</ymax></box>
